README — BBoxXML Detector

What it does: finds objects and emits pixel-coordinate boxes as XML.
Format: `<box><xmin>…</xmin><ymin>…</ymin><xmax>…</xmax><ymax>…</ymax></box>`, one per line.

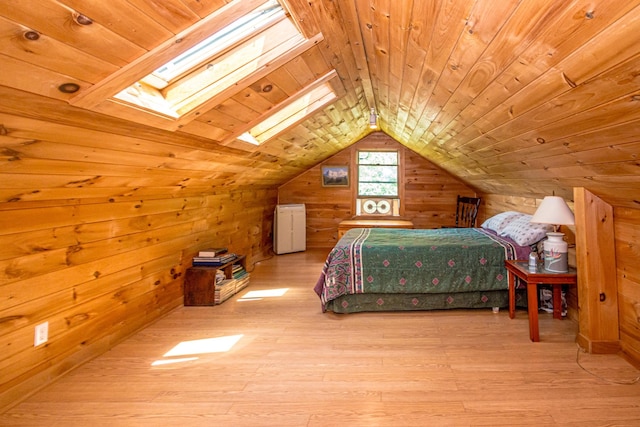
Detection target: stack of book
<box><xmin>192</xmin><ymin>247</ymin><xmax>237</xmax><ymax>266</ymax></box>
<box><xmin>214</xmin><ymin>269</ymin><xmax>226</xmax><ymax>285</ymax></box>
<box><xmin>214</xmin><ymin>279</ymin><xmax>236</xmax><ymax>304</ymax></box>
<box><xmin>232</xmin><ymin>263</ymin><xmax>250</xmax><ymax>293</ymax></box>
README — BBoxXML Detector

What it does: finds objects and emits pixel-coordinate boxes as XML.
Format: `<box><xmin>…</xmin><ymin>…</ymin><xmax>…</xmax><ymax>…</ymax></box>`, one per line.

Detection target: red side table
<box><xmin>505</xmin><ymin>259</ymin><xmax>577</xmax><ymax>342</ymax></box>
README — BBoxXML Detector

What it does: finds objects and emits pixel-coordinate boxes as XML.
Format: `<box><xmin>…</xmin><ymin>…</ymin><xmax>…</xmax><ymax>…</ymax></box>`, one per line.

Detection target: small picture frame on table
<box><xmin>321</xmin><ymin>165</ymin><xmax>349</xmax><ymax>187</ymax></box>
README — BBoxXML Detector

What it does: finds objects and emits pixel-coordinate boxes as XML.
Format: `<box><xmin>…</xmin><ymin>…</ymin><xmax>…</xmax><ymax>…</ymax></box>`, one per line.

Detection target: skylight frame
<box><xmin>112</xmin><ymin>0</ymin><xmax>301</xmax><ymax>121</ymax></box>
<box><xmin>245</xmin><ymin>83</ymin><xmax>337</xmax><ymax>144</ymax></box>
<box><xmin>164</xmin><ymin>18</ymin><xmax>302</xmax><ymax>114</ymax></box>
<box><xmin>230</xmin><ymin>70</ymin><xmax>341</xmax><ymax>147</ymax></box>
<box><xmin>83</xmin><ymin>0</ymin><xmax>334</xmax><ymax>146</ymax></box>
<box><xmin>142</xmin><ymin>0</ymin><xmax>284</xmax><ymax>90</ymax></box>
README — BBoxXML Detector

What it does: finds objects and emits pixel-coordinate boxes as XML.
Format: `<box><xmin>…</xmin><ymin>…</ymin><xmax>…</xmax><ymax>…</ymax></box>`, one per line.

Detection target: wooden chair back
<box><xmin>455</xmin><ymin>196</ymin><xmax>481</xmax><ymax>227</ymax></box>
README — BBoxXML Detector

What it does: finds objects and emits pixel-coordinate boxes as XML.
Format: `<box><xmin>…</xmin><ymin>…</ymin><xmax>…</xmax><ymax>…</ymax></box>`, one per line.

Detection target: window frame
<box><xmin>354</xmin><ymin>148</ymin><xmax>404</xmax><ymax>217</ymax></box>
<box><xmin>356</xmin><ymin>150</ymin><xmax>399</xmax><ymax>198</ymax></box>
<box><xmin>113</xmin><ymin>1</ymin><xmax>302</xmax><ymax>121</ymax></box>
<box><xmin>229</xmin><ymin>70</ymin><xmax>340</xmax><ymax>147</ymax></box>
<box><xmin>144</xmin><ymin>1</ymin><xmax>284</xmax><ymax>89</ymax></box>
<box><xmin>67</xmin><ymin>0</ymin><xmax>333</xmax><ymax>151</ymax></box>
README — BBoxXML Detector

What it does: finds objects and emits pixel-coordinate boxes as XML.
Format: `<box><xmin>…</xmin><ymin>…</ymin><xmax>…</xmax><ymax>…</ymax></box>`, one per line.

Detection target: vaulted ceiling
<box><xmin>1</xmin><ymin>0</ymin><xmax>639</xmax><ymax>208</ymax></box>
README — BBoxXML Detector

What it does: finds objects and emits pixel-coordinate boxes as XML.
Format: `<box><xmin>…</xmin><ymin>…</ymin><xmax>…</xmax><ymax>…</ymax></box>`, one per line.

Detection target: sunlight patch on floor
<box><xmin>164</xmin><ymin>334</ymin><xmax>244</xmax><ymax>357</ymax></box>
<box><xmin>151</xmin><ymin>357</ymin><xmax>199</xmax><ymax>366</ymax></box>
<box><xmin>151</xmin><ymin>334</ymin><xmax>244</xmax><ymax>366</ymax></box>
<box><xmin>237</xmin><ymin>288</ymin><xmax>288</xmax><ymax>301</ymax></box>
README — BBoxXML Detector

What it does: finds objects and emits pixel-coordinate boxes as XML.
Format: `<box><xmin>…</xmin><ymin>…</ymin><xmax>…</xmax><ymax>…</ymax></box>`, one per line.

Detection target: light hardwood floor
<box><xmin>3</xmin><ymin>249</ymin><xmax>640</xmax><ymax>426</ymax></box>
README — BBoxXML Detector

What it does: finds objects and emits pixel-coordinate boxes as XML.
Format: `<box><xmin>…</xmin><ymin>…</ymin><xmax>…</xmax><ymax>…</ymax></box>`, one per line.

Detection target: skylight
<box><xmin>238</xmin><ymin>82</ymin><xmax>338</xmax><ymax>145</ymax></box>
<box><xmin>143</xmin><ymin>1</ymin><xmax>283</xmax><ymax>89</ymax></box>
<box><xmin>102</xmin><ymin>0</ymin><xmax>337</xmax><ymax>149</ymax></box>
<box><xmin>113</xmin><ymin>0</ymin><xmax>300</xmax><ymax>120</ymax></box>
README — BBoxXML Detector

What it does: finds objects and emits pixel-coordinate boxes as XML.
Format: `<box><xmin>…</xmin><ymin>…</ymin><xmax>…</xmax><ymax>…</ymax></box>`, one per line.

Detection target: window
<box><xmin>112</xmin><ymin>0</ymin><xmax>303</xmax><ymax>120</ymax></box>
<box><xmin>106</xmin><ymin>0</ymin><xmax>334</xmax><ymax>147</ymax></box>
<box><xmin>356</xmin><ymin>150</ymin><xmax>400</xmax><ymax>216</ymax></box>
<box><xmin>143</xmin><ymin>1</ymin><xmax>283</xmax><ymax>89</ymax></box>
<box><xmin>236</xmin><ymin>75</ymin><xmax>338</xmax><ymax>145</ymax></box>
<box><xmin>357</xmin><ymin>151</ymin><xmax>398</xmax><ymax>197</ymax></box>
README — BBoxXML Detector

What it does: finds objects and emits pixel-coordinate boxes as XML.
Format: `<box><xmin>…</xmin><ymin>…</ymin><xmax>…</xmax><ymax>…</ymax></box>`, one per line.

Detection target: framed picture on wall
<box><xmin>321</xmin><ymin>165</ymin><xmax>349</xmax><ymax>187</ymax></box>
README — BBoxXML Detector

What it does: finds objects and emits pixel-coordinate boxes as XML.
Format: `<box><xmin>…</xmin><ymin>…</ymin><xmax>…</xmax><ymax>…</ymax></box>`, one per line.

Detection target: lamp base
<box><xmin>543</xmin><ymin>232</ymin><xmax>568</xmax><ymax>273</ymax></box>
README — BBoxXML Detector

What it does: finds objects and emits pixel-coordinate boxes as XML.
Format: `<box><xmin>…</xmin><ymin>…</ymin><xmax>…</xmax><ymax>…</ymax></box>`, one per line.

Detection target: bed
<box><xmin>314</xmin><ymin>212</ymin><xmax>550</xmax><ymax>314</ymax></box>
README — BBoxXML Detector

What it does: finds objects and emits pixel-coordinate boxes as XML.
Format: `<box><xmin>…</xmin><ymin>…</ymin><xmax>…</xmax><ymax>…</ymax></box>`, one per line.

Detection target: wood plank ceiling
<box><xmin>1</xmin><ymin>0</ymin><xmax>639</xmax><ymax>208</ymax></box>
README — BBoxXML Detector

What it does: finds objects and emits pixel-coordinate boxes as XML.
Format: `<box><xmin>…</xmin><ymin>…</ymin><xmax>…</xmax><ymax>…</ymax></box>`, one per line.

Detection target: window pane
<box><xmin>151</xmin><ymin>1</ymin><xmax>283</xmax><ymax>84</ymax></box>
<box><xmin>358</xmin><ymin>165</ymin><xmax>397</xmax><ymax>182</ymax></box>
<box><xmin>357</xmin><ymin>150</ymin><xmax>399</xmax><ymax>198</ymax></box>
<box><xmin>358</xmin><ymin>151</ymin><xmax>397</xmax><ymax>165</ymax></box>
<box><xmin>358</xmin><ymin>183</ymin><xmax>398</xmax><ymax>196</ymax></box>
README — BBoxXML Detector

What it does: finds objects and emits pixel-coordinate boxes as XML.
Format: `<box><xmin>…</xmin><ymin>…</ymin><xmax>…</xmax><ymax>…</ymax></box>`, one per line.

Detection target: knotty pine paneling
<box><xmin>0</xmin><ymin>187</ymin><xmax>277</xmax><ymax>409</ymax></box>
<box><xmin>404</xmin><ymin>149</ymin><xmax>477</xmax><ymax>229</ymax></box>
<box><xmin>278</xmin><ymin>132</ymin><xmax>477</xmax><ymax>247</ymax></box>
<box><xmin>0</xmin><ymin>188</ymin><xmax>277</xmax><ymax>410</ymax></box>
<box><xmin>0</xmin><ymin>110</ymin><xmax>278</xmax><ymax>411</ymax></box>
<box><xmin>2</xmin><ymin>0</ymin><xmax>640</xmax><ymax>210</ymax></box>
<box><xmin>613</xmin><ymin>207</ymin><xmax>640</xmax><ymax>366</ymax></box>
<box><xmin>1</xmin><ymin>0</ymin><xmax>639</xmax><ymax>408</ymax></box>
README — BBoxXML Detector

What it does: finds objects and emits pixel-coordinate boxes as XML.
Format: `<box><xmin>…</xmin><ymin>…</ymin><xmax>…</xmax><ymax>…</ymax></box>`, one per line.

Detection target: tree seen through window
<box><xmin>357</xmin><ymin>151</ymin><xmax>398</xmax><ymax>197</ymax></box>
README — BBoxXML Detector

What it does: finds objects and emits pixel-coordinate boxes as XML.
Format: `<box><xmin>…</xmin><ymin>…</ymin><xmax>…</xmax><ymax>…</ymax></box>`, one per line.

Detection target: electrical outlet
<box><xmin>34</xmin><ymin>321</ymin><xmax>48</xmax><ymax>347</ymax></box>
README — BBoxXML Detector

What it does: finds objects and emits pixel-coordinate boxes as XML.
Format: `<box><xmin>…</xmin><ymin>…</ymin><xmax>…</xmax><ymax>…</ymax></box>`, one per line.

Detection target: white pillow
<box><xmin>499</xmin><ymin>214</ymin><xmax>553</xmax><ymax>246</ymax></box>
<box><xmin>481</xmin><ymin>211</ymin><xmax>524</xmax><ymax>234</ymax></box>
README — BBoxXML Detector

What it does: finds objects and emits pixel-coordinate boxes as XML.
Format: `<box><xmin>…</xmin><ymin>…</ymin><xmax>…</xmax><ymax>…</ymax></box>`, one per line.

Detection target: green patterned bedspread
<box><xmin>314</xmin><ymin>227</ymin><xmax>518</xmax><ymax>312</ymax></box>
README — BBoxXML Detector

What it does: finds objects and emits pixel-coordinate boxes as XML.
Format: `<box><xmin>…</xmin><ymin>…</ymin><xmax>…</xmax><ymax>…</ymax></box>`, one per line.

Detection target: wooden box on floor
<box><xmin>184</xmin><ymin>255</ymin><xmax>248</xmax><ymax>306</ymax></box>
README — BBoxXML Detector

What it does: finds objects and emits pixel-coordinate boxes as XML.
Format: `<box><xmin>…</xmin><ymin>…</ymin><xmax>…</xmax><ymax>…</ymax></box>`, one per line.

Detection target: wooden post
<box><xmin>574</xmin><ymin>187</ymin><xmax>620</xmax><ymax>353</ymax></box>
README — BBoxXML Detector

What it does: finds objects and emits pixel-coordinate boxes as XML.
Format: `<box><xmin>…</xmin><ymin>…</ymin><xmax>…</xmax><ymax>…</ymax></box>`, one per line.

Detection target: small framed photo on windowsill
<box><xmin>321</xmin><ymin>165</ymin><xmax>349</xmax><ymax>187</ymax></box>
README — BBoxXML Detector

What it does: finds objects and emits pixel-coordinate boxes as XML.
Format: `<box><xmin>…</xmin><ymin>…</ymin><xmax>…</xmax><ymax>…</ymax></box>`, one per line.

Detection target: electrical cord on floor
<box><xmin>245</xmin><ymin>249</ymin><xmax>276</xmax><ymax>273</ymax></box>
<box><xmin>575</xmin><ymin>344</ymin><xmax>640</xmax><ymax>385</ymax></box>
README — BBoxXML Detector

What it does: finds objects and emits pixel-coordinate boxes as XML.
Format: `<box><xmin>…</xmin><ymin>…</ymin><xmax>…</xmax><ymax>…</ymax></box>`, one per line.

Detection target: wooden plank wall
<box><xmin>0</xmin><ymin>116</ymin><xmax>278</xmax><ymax>411</ymax></box>
<box><xmin>277</xmin><ymin>132</ymin><xmax>476</xmax><ymax>247</ymax></box>
<box><xmin>613</xmin><ymin>207</ymin><xmax>640</xmax><ymax>365</ymax></box>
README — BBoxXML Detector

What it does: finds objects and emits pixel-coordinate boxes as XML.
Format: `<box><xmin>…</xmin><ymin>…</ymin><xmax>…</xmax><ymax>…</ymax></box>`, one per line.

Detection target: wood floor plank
<box><xmin>1</xmin><ymin>248</ymin><xmax>640</xmax><ymax>426</ymax></box>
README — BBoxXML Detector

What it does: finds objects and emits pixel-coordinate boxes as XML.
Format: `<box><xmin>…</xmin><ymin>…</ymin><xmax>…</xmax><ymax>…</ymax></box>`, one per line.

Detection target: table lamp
<box><xmin>530</xmin><ymin>196</ymin><xmax>575</xmax><ymax>273</ymax></box>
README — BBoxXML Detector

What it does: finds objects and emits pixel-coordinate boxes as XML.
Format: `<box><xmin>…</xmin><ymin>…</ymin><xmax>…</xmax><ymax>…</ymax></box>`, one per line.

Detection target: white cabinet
<box><xmin>274</xmin><ymin>204</ymin><xmax>306</xmax><ymax>255</ymax></box>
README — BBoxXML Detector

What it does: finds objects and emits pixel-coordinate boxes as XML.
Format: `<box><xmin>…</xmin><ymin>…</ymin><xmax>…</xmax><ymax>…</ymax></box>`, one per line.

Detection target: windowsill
<box><xmin>338</xmin><ymin>219</ymin><xmax>414</xmax><ymax>238</ymax></box>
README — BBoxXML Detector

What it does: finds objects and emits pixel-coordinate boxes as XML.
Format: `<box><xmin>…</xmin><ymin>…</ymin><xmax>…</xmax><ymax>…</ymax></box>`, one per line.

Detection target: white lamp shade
<box><xmin>530</xmin><ymin>196</ymin><xmax>575</xmax><ymax>226</ymax></box>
